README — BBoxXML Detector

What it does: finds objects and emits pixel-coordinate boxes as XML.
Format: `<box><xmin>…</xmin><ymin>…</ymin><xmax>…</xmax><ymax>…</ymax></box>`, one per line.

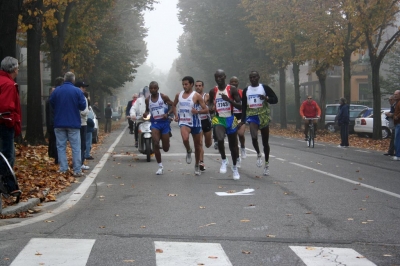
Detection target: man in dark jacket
<box><xmin>126</xmin><ymin>93</ymin><xmax>138</xmax><ymax>134</ymax></box>
<box><xmin>336</xmin><ymin>97</ymin><xmax>349</xmax><ymax>147</ymax></box>
<box><xmin>50</xmin><ymin>72</ymin><xmax>86</xmax><ymax>176</ymax></box>
<box><xmin>104</xmin><ymin>103</ymin><xmax>112</xmax><ymax>133</ymax></box>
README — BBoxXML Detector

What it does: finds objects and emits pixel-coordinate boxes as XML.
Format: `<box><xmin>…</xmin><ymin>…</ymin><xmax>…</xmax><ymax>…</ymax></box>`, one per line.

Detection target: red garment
<box><xmin>299</xmin><ymin>100</ymin><xmax>321</xmax><ymax>118</ymax></box>
<box><xmin>213</xmin><ymin>85</ymin><xmax>233</xmax><ymax>113</ymax></box>
<box><xmin>0</xmin><ymin>70</ymin><xmax>21</xmax><ymax>136</ymax></box>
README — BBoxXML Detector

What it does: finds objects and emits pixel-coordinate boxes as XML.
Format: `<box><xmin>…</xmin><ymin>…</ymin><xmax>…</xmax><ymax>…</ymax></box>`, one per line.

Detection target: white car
<box><xmin>354</xmin><ymin>109</ymin><xmax>391</xmax><ymax>139</ymax></box>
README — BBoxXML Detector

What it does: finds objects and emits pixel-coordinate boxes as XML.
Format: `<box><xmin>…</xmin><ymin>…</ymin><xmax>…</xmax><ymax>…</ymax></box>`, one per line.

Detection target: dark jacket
<box><xmin>126</xmin><ymin>100</ymin><xmax>133</xmax><ymax>116</ymax></box>
<box><xmin>336</xmin><ymin>104</ymin><xmax>349</xmax><ymax>125</ymax></box>
<box><xmin>105</xmin><ymin>106</ymin><xmax>112</xmax><ymax>119</ymax></box>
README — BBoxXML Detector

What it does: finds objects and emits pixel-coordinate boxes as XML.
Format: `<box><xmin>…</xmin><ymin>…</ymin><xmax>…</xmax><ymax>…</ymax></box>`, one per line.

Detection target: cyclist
<box><xmin>300</xmin><ymin>95</ymin><xmax>321</xmax><ymax>140</ymax></box>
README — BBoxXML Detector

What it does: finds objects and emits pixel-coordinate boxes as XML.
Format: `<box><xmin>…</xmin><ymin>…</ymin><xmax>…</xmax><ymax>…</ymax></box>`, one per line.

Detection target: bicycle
<box><xmin>0</xmin><ymin>111</ymin><xmax>21</xmax><ymax>206</ymax></box>
<box><xmin>305</xmin><ymin>117</ymin><xmax>319</xmax><ymax>148</ymax></box>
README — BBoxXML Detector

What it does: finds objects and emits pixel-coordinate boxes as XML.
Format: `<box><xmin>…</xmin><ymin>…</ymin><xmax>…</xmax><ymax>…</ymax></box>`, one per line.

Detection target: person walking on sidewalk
<box><xmin>300</xmin><ymin>95</ymin><xmax>321</xmax><ymax>140</ymax></box>
<box><xmin>104</xmin><ymin>103</ymin><xmax>112</xmax><ymax>133</ymax></box>
<box><xmin>142</xmin><ymin>81</ymin><xmax>175</xmax><ymax>175</ymax></box>
<box><xmin>240</xmin><ymin>70</ymin><xmax>278</xmax><ymax>176</ymax></box>
<box><xmin>76</xmin><ymin>81</ymin><xmax>90</xmax><ymax>171</ymax></box>
<box><xmin>209</xmin><ymin>69</ymin><xmax>242</xmax><ymax>180</ymax></box>
<box><xmin>335</xmin><ymin>97</ymin><xmax>349</xmax><ymax>148</ymax></box>
<box><xmin>173</xmin><ymin>76</ymin><xmax>209</xmax><ymax>176</ymax></box>
<box><xmin>194</xmin><ymin>80</ymin><xmax>212</xmax><ymax>172</ymax></box>
<box><xmin>50</xmin><ymin>72</ymin><xmax>86</xmax><ymax>176</ymax></box>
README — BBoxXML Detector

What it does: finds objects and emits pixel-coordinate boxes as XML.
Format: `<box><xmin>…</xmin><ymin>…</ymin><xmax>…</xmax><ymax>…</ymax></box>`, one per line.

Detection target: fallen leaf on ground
<box><xmin>240</xmin><ymin>219</ymin><xmax>250</xmax><ymax>222</ymax></box>
<box><xmin>123</xmin><ymin>260</ymin><xmax>135</xmax><ymax>263</ymax></box>
<box><xmin>199</xmin><ymin>206</ymin><xmax>206</xmax><ymax>209</ymax></box>
<box><xmin>208</xmin><ymin>256</ymin><xmax>218</xmax><ymax>259</ymax></box>
<box><xmin>266</xmin><ymin>235</ymin><xmax>276</xmax><ymax>238</ymax></box>
<box><xmin>155</xmin><ymin>249</ymin><xmax>163</xmax><ymax>253</ymax></box>
<box><xmin>242</xmin><ymin>250</ymin><xmax>251</xmax><ymax>254</ymax></box>
<box><xmin>168</xmin><ymin>194</ymin><xmax>177</xmax><ymax>197</ymax></box>
<box><xmin>35</xmin><ymin>252</ymin><xmax>42</xmax><ymax>256</ymax></box>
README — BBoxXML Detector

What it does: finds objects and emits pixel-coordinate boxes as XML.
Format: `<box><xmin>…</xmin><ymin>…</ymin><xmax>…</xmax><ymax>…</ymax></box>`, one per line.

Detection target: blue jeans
<box><xmin>0</xmin><ymin>124</ymin><xmax>15</xmax><ymax>168</ymax></box>
<box><xmin>80</xmin><ymin>126</ymin><xmax>87</xmax><ymax>165</ymax></box>
<box><xmin>54</xmin><ymin>128</ymin><xmax>81</xmax><ymax>173</ymax></box>
<box><xmin>85</xmin><ymin>131</ymin><xmax>92</xmax><ymax>158</ymax></box>
<box><xmin>395</xmin><ymin>124</ymin><xmax>400</xmax><ymax>157</ymax></box>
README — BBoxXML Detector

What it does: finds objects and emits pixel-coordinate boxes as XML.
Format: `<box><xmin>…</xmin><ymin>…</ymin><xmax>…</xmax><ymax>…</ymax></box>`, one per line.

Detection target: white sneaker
<box><xmin>156</xmin><ymin>166</ymin><xmax>164</xmax><ymax>175</ymax></box>
<box><xmin>194</xmin><ymin>165</ymin><xmax>201</xmax><ymax>176</ymax></box>
<box><xmin>186</xmin><ymin>149</ymin><xmax>192</xmax><ymax>164</ymax></box>
<box><xmin>232</xmin><ymin>166</ymin><xmax>240</xmax><ymax>180</ymax></box>
<box><xmin>220</xmin><ymin>159</ymin><xmax>228</xmax><ymax>174</ymax></box>
<box><xmin>392</xmin><ymin>156</ymin><xmax>400</xmax><ymax>161</ymax></box>
<box><xmin>241</xmin><ymin>148</ymin><xmax>247</xmax><ymax>159</ymax></box>
<box><xmin>263</xmin><ymin>164</ymin><xmax>270</xmax><ymax>176</ymax></box>
<box><xmin>81</xmin><ymin>165</ymin><xmax>90</xmax><ymax>170</ymax></box>
<box><xmin>236</xmin><ymin>157</ymin><xmax>241</xmax><ymax>168</ymax></box>
<box><xmin>256</xmin><ymin>154</ymin><xmax>263</xmax><ymax>167</ymax></box>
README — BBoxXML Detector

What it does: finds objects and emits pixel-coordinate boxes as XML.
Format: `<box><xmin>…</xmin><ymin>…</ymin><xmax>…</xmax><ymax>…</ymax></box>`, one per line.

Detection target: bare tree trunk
<box><xmin>0</xmin><ymin>0</ymin><xmax>22</xmax><ymax>60</ymax></box>
<box><xmin>316</xmin><ymin>65</ymin><xmax>327</xmax><ymax>130</ymax></box>
<box><xmin>292</xmin><ymin>62</ymin><xmax>301</xmax><ymax>130</ymax></box>
<box><xmin>342</xmin><ymin>51</ymin><xmax>352</xmax><ymax>105</ymax></box>
<box><xmin>279</xmin><ymin>66</ymin><xmax>287</xmax><ymax>129</ymax></box>
<box><xmin>370</xmin><ymin>63</ymin><xmax>382</xmax><ymax>140</ymax></box>
<box><xmin>25</xmin><ymin>0</ymin><xmax>46</xmax><ymax>145</ymax></box>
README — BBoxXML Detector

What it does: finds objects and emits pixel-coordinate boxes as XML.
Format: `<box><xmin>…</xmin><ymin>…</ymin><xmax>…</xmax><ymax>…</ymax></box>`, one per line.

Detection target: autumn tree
<box><xmin>177</xmin><ymin>0</ymin><xmax>273</xmax><ymax>88</ymax></box>
<box><xmin>354</xmin><ymin>0</ymin><xmax>400</xmax><ymax>139</ymax></box>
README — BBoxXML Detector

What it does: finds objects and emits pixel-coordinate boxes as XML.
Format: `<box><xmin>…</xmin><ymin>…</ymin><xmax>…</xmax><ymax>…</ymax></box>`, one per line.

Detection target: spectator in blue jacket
<box><xmin>50</xmin><ymin>72</ymin><xmax>86</xmax><ymax>177</ymax></box>
<box><xmin>336</xmin><ymin>97</ymin><xmax>349</xmax><ymax>148</ymax></box>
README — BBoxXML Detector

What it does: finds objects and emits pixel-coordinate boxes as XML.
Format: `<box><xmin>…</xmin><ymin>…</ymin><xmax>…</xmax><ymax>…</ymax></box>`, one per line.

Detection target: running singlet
<box><xmin>198</xmin><ymin>93</ymin><xmax>210</xmax><ymax>121</ymax></box>
<box><xmin>246</xmin><ymin>84</ymin><xmax>269</xmax><ymax>117</ymax></box>
<box><xmin>233</xmin><ymin>89</ymin><xmax>242</xmax><ymax>114</ymax></box>
<box><xmin>214</xmin><ymin>85</ymin><xmax>232</xmax><ymax>118</ymax></box>
<box><xmin>149</xmin><ymin>93</ymin><xmax>168</xmax><ymax>122</ymax></box>
<box><xmin>178</xmin><ymin>91</ymin><xmax>201</xmax><ymax>127</ymax></box>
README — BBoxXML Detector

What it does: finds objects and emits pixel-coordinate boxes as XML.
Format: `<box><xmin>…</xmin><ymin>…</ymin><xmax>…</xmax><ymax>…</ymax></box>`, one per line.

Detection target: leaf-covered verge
<box><xmin>0</xmin><ymin>121</ymin><xmax>123</xmax><ymax>219</ymax></box>
<box><xmin>1</xmin><ymin>122</ymin><xmax>389</xmax><ymax>218</ymax></box>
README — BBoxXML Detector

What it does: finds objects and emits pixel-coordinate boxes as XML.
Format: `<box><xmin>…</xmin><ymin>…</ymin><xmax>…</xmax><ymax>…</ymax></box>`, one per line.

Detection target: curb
<box><xmin>0</xmin><ymin>188</ymin><xmax>49</xmax><ymax>216</ymax></box>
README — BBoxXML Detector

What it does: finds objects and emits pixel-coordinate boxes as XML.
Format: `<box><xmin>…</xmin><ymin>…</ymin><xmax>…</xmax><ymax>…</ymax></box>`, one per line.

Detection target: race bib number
<box><xmin>248</xmin><ymin>95</ymin><xmax>264</xmax><ymax>108</ymax></box>
<box><xmin>215</xmin><ymin>98</ymin><xmax>231</xmax><ymax>113</ymax></box>
<box><xmin>151</xmin><ymin>106</ymin><xmax>165</xmax><ymax>120</ymax></box>
<box><xmin>179</xmin><ymin>109</ymin><xmax>193</xmax><ymax>125</ymax></box>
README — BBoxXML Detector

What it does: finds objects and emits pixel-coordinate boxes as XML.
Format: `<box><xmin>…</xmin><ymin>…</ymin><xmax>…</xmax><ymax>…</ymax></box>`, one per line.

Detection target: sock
<box><xmin>158</xmin><ymin>163</ymin><xmax>163</xmax><ymax>167</ymax></box>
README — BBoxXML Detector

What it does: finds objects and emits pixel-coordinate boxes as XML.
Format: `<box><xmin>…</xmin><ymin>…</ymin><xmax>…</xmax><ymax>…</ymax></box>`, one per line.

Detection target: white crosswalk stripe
<box><xmin>155</xmin><ymin>241</ymin><xmax>233</xmax><ymax>266</ymax></box>
<box><xmin>9</xmin><ymin>238</ymin><xmax>379</xmax><ymax>266</ymax></box>
<box><xmin>290</xmin><ymin>246</ymin><xmax>376</xmax><ymax>266</ymax></box>
<box><xmin>10</xmin><ymin>238</ymin><xmax>96</xmax><ymax>266</ymax></box>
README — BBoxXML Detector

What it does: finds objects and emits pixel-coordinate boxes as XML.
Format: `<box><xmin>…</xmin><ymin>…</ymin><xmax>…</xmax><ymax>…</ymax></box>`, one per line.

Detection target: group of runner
<box><xmin>137</xmin><ymin>69</ymin><xmax>278</xmax><ymax>180</ymax></box>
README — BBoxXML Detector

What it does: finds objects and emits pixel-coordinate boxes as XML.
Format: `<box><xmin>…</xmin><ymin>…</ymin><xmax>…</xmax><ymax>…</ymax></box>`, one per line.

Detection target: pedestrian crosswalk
<box><xmin>8</xmin><ymin>238</ymin><xmax>378</xmax><ymax>266</ymax></box>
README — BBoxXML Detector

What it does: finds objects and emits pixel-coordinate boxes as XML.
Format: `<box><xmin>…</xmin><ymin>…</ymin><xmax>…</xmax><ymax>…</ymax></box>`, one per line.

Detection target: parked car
<box><xmin>112</xmin><ymin>111</ymin><xmax>121</xmax><ymax>121</ymax></box>
<box><xmin>325</xmin><ymin>104</ymin><xmax>368</xmax><ymax>133</ymax></box>
<box><xmin>89</xmin><ymin>108</ymin><xmax>99</xmax><ymax>144</ymax></box>
<box><xmin>354</xmin><ymin>108</ymin><xmax>391</xmax><ymax>139</ymax></box>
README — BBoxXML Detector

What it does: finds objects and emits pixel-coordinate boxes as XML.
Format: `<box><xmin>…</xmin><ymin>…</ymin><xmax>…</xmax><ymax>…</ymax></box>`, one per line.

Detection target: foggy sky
<box><xmin>143</xmin><ymin>0</ymin><xmax>183</xmax><ymax>73</ymax></box>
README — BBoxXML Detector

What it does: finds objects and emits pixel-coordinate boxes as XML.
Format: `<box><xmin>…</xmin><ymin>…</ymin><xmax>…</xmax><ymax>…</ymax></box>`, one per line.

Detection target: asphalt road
<box><xmin>0</xmin><ymin>123</ymin><xmax>399</xmax><ymax>266</ymax></box>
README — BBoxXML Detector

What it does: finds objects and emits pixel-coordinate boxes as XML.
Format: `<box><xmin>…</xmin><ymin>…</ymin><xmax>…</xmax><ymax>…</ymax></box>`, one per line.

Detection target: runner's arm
<box><xmin>263</xmin><ymin>85</ymin><xmax>278</xmax><ymax>104</ymax></box>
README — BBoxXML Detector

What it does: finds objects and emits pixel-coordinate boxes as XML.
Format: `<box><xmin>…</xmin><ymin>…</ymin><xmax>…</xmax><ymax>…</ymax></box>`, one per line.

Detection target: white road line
<box><xmin>289</xmin><ymin>246</ymin><xmax>376</xmax><ymax>266</ymax></box>
<box><xmin>155</xmin><ymin>241</ymin><xmax>233</xmax><ymax>266</ymax></box>
<box><xmin>275</xmin><ymin>158</ymin><xmax>286</xmax><ymax>161</ymax></box>
<box><xmin>0</xmin><ymin>126</ymin><xmax>128</xmax><ymax>232</ymax></box>
<box><xmin>10</xmin><ymin>238</ymin><xmax>95</xmax><ymax>266</ymax></box>
<box><xmin>290</xmin><ymin>162</ymin><xmax>400</xmax><ymax>199</ymax></box>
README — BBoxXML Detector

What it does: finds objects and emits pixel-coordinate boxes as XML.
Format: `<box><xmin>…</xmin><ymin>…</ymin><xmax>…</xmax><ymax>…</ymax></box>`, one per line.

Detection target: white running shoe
<box><xmin>256</xmin><ymin>153</ymin><xmax>263</xmax><ymax>167</ymax></box>
<box><xmin>220</xmin><ymin>159</ymin><xmax>228</xmax><ymax>174</ymax></box>
<box><xmin>81</xmin><ymin>165</ymin><xmax>90</xmax><ymax>170</ymax></box>
<box><xmin>194</xmin><ymin>165</ymin><xmax>201</xmax><ymax>176</ymax></box>
<box><xmin>263</xmin><ymin>164</ymin><xmax>270</xmax><ymax>176</ymax></box>
<box><xmin>156</xmin><ymin>166</ymin><xmax>164</xmax><ymax>175</ymax></box>
<box><xmin>232</xmin><ymin>166</ymin><xmax>240</xmax><ymax>180</ymax></box>
<box><xmin>241</xmin><ymin>148</ymin><xmax>247</xmax><ymax>159</ymax></box>
<box><xmin>236</xmin><ymin>157</ymin><xmax>241</xmax><ymax>168</ymax></box>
